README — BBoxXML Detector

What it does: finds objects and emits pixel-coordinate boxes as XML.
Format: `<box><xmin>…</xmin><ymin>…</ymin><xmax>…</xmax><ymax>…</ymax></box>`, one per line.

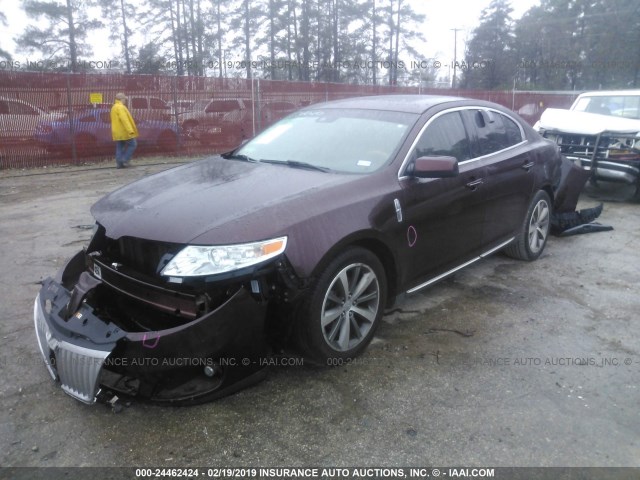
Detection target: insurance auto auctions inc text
<box><xmin>248</xmin><ymin>468</ymin><xmax>494</xmax><ymax>478</ymax></box>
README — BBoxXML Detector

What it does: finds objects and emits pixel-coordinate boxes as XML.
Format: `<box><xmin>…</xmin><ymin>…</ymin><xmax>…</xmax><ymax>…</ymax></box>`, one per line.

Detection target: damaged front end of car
<box><xmin>537</xmin><ymin>108</ymin><xmax>640</xmax><ymax>199</ymax></box>
<box><xmin>34</xmin><ymin>225</ymin><xmax>300</xmax><ymax>406</ymax></box>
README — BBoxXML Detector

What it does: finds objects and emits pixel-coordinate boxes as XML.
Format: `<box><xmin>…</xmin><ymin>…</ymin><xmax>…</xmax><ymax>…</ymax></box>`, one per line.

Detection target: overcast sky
<box><xmin>0</xmin><ymin>0</ymin><xmax>539</xmax><ymax>65</ymax></box>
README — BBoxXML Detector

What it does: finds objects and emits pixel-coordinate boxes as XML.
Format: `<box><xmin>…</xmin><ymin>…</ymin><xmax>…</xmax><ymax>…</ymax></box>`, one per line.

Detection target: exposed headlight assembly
<box><xmin>161</xmin><ymin>236</ymin><xmax>287</xmax><ymax>277</ymax></box>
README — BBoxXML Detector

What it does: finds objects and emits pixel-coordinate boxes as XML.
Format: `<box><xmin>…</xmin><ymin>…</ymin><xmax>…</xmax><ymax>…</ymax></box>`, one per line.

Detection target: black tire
<box><xmin>157</xmin><ymin>130</ymin><xmax>178</xmax><ymax>152</ymax></box>
<box><xmin>73</xmin><ymin>133</ymin><xmax>97</xmax><ymax>158</ymax></box>
<box><xmin>504</xmin><ymin>190</ymin><xmax>552</xmax><ymax>261</ymax></box>
<box><xmin>295</xmin><ymin>247</ymin><xmax>387</xmax><ymax>364</ymax></box>
<box><xmin>182</xmin><ymin>121</ymin><xmax>199</xmax><ymax>140</ymax></box>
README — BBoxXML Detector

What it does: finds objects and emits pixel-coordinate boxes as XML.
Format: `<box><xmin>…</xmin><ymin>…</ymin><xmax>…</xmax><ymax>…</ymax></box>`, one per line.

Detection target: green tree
<box><xmin>92</xmin><ymin>0</ymin><xmax>136</xmax><ymax>73</ymax></box>
<box><xmin>512</xmin><ymin>0</ymin><xmax>640</xmax><ymax>90</ymax></box>
<box><xmin>462</xmin><ymin>0</ymin><xmax>515</xmax><ymax>89</ymax></box>
<box><xmin>0</xmin><ymin>12</ymin><xmax>12</xmax><ymax>61</ymax></box>
<box><xmin>16</xmin><ymin>0</ymin><xmax>102</xmax><ymax>72</ymax></box>
<box><xmin>135</xmin><ymin>42</ymin><xmax>166</xmax><ymax>73</ymax></box>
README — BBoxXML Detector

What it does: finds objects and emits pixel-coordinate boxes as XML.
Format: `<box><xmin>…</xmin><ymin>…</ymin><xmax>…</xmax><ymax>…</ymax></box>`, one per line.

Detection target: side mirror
<box><xmin>413</xmin><ymin>156</ymin><xmax>459</xmax><ymax>178</ymax></box>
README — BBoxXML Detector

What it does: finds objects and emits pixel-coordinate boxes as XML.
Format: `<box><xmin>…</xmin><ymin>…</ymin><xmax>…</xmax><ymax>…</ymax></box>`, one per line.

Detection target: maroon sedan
<box><xmin>34</xmin><ymin>95</ymin><xmax>588</xmax><ymax>406</ymax></box>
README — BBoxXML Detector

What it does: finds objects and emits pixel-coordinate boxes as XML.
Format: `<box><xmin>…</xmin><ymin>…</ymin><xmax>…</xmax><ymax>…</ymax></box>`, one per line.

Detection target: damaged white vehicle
<box><xmin>535</xmin><ymin>90</ymin><xmax>640</xmax><ymax>199</ymax></box>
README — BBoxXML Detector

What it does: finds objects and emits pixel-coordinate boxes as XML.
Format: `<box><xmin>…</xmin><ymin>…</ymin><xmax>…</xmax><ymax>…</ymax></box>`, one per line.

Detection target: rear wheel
<box><xmin>182</xmin><ymin>121</ymin><xmax>198</xmax><ymax>140</ymax></box>
<box><xmin>73</xmin><ymin>133</ymin><xmax>97</xmax><ymax>158</ymax></box>
<box><xmin>504</xmin><ymin>190</ymin><xmax>551</xmax><ymax>261</ymax></box>
<box><xmin>157</xmin><ymin>130</ymin><xmax>178</xmax><ymax>152</ymax></box>
<box><xmin>295</xmin><ymin>247</ymin><xmax>387</xmax><ymax>363</ymax></box>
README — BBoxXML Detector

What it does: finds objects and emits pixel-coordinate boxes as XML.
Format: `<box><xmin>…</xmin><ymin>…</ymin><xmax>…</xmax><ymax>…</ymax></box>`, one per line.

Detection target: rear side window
<box><xmin>466</xmin><ymin>109</ymin><xmax>522</xmax><ymax>157</ymax></box>
<box><xmin>206</xmin><ymin>100</ymin><xmax>242</xmax><ymax>113</ymax></box>
<box><xmin>149</xmin><ymin>98</ymin><xmax>168</xmax><ymax>110</ymax></box>
<box><xmin>411</xmin><ymin>111</ymin><xmax>471</xmax><ymax>162</ymax></box>
<box><xmin>502</xmin><ymin>114</ymin><xmax>524</xmax><ymax>146</ymax></box>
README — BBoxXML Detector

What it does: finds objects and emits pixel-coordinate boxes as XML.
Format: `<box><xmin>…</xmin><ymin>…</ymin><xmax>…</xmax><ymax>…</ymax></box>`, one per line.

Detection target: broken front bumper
<box><xmin>33</xmin><ymin>266</ymin><xmax>270</xmax><ymax>405</ymax></box>
<box><xmin>542</xmin><ymin>129</ymin><xmax>640</xmax><ymax>186</ymax></box>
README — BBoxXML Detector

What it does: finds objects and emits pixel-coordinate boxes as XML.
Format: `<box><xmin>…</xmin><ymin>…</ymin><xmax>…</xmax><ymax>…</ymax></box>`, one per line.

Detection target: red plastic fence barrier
<box><xmin>0</xmin><ymin>71</ymin><xmax>578</xmax><ymax>169</ymax></box>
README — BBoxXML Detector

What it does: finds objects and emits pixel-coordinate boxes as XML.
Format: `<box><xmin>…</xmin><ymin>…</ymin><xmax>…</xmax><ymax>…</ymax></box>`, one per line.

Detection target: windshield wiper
<box><xmin>221</xmin><ymin>153</ymin><xmax>258</xmax><ymax>163</ymax></box>
<box><xmin>259</xmin><ymin>159</ymin><xmax>332</xmax><ymax>173</ymax></box>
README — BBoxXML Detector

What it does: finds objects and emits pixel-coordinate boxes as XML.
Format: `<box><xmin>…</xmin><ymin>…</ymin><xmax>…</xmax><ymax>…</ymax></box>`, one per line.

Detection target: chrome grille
<box><xmin>55</xmin><ymin>341</ymin><xmax>110</xmax><ymax>404</ymax></box>
<box><xmin>33</xmin><ymin>295</ymin><xmax>56</xmax><ymax>380</ymax></box>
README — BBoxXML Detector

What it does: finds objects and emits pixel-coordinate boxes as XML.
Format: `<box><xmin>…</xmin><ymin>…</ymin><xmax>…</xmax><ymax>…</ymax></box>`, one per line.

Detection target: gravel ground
<box><xmin>0</xmin><ymin>157</ymin><xmax>638</xmax><ymax>471</ymax></box>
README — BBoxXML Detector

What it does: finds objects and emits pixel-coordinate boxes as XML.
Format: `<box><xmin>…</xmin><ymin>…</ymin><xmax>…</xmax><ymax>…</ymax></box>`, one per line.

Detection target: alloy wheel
<box><xmin>320</xmin><ymin>263</ymin><xmax>380</xmax><ymax>352</ymax></box>
<box><xmin>528</xmin><ymin>198</ymin><xmax>550</xmax><ymax>254</ymax></box>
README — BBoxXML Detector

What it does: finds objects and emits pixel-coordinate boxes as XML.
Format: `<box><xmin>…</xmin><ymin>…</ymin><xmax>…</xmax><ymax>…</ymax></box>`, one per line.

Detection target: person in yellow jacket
<box><xmin>111</xmin><ymin>92</ymin><xmax>139</xmax><ymax>169</ymax></box>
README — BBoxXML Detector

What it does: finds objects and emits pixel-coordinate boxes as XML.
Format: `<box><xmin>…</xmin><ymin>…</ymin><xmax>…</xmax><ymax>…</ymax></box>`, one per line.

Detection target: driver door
<box><xmin>396</xmin><ymin>110</ymin><xmax>488</xmax><ymax>290</ymax></box>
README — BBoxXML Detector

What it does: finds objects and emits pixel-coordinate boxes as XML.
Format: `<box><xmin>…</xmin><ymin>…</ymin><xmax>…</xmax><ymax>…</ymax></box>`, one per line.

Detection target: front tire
<box><xmin>295</xmin><ymin>247</ymin><xmax>387</xmax><ymax>363</ymax></box>
<box><xmin>505</xmin><ymin>190</ymin><xmax>551</xmax><ymax>261</ymax></box>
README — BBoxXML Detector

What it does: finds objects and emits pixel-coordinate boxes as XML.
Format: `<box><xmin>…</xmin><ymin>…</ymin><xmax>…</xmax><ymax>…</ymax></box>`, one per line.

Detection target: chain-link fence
<box><xmin>0</xmin><ymin>70</ymin><xmax>578</xmax><ymax>169</ymax></box>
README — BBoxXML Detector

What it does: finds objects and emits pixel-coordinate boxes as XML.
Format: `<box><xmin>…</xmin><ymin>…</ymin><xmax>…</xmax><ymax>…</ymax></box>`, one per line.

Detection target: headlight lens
<box><xmin>160</xmin><ymin>236</ymin><xmax>287</xmax><ymax>277</ymax></box>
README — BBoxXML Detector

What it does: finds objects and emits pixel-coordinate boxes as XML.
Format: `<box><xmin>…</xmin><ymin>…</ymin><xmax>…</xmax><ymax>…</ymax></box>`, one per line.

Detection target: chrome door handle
<box><xmin>465</xmin><ymin>178</ymin><xmax>483</xmax><ymax>191</ymax></box>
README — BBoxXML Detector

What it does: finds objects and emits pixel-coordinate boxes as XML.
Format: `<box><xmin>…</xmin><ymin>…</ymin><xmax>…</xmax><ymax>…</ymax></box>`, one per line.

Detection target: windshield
<box><xmin>573</xmin><ymin>95</ymin><xmax>640</xmax><ymax>120</ymax></box>
<box><xmin>235</xmin><ymin>108</ymin><xmax>416</xmax><ymax>174</ymax></box>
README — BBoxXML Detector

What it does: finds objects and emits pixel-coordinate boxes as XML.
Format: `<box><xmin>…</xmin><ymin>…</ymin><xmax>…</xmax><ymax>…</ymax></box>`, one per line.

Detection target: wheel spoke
<box><xmin>322</xmin><ymin>307</ymin><xmax>342</xmax><ymax>327</ymax></box>
<box><xmin>351</xmin><ymin>271</ymin><xmax>375</xmax><ymax>301</ymax></box>
<box><xmin>349</xmin><ymin>316</ymin><xmax>363</xmax><ymax>340</ymax></box>
<box><xmin>326</xmin><ymin>291</ymin><xmax>343</xmax><ymax>305</ymax></box>
<box><xmin>538</xmin><ymin>205</ymin><xmax>549</xmax><ymax>223</ymax></box>
<box><xmin>356</xmin><ymin>290</ymin><xmax>378</xmax><ymax>304</ymax></box>
<box><xmin>326</xmin><ymin>315</ymin><xmax>344</xmax><ymax>343</ymax></box>
<box><xmin>351</xmin><ymin>305</ymin><xmax>376</xmax><ymax>324</ymax></box>
<box><xmin>337</xmin><ymin>315</ymin><xmax>351</xmax><ymax>350</ymax></box>
<box><xmin>337</xmin><ymin>270</ymin><xmax>350</xmax><ymax>298</ymax></box>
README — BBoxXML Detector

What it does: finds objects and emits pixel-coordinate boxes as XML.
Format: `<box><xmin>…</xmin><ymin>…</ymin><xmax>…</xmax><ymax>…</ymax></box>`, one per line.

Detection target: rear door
<box><xmin>462</xmin><ymin>108</ymin><xmax>535</xmax><ymax>247</ymax></box>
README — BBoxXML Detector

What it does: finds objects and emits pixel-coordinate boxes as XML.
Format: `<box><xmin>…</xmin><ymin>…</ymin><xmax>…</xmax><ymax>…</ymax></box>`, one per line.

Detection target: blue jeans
<box><xmin>115</xmin><ymin>139</ymin><xmax>137</xmax><ymax>166</ymax></box>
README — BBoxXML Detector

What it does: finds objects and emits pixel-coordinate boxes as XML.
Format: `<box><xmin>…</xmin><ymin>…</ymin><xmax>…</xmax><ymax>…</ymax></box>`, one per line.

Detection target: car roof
<box><xmin>577</xmin><ymin>90</ymin><xmax>640</xmax><ymax>98</ymax></box>
<box><xmin>312</xmin><ymin>94</ymin><xmax>468</xmax><ymax>114</ymax></box>
<box><xmin>0</xmin><ymin>97</ymin><xmax>38</xmax><ymax>105</ymax></box>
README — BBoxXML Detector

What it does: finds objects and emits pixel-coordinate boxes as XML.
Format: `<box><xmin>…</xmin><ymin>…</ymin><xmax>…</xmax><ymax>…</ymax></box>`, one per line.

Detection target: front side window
<box><xmin>410</xmin><ymin>111</ymin><xmax>471</xmax><ymax>164</ymax></box>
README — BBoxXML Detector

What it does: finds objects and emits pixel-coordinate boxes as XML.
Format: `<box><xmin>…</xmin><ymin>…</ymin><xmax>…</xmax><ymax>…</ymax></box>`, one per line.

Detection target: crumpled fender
<box><xmin>553</xmin><ymin>155</ymin><xmax>591</xmax><ymax>213</ymax></box>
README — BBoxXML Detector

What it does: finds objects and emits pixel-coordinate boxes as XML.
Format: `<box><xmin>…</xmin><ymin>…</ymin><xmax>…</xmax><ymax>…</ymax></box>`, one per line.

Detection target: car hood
<box><xmin>91</xmin><ymin>156</ymin><xmax>373</xmax><ymax>245</ymax></box>
<box><xmin>537</xmin><ymin>108</ymin><xmax>640</xmax><ymax>135</ymax></box>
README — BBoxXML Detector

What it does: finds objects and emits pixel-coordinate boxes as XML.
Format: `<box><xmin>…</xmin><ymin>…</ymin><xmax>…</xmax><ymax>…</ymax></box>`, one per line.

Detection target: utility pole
<box><xmin>451</xmin><ymin>28</ymin><xmax>462</xmax><ymax>88</ymax></box>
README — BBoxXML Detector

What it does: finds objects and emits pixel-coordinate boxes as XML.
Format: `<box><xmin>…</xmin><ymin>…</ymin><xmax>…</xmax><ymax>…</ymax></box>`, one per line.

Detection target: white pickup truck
<box><xmin>535</xmin><ymin>90</ymin><xmax>640</xmax><ymax>198</ymax></box>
